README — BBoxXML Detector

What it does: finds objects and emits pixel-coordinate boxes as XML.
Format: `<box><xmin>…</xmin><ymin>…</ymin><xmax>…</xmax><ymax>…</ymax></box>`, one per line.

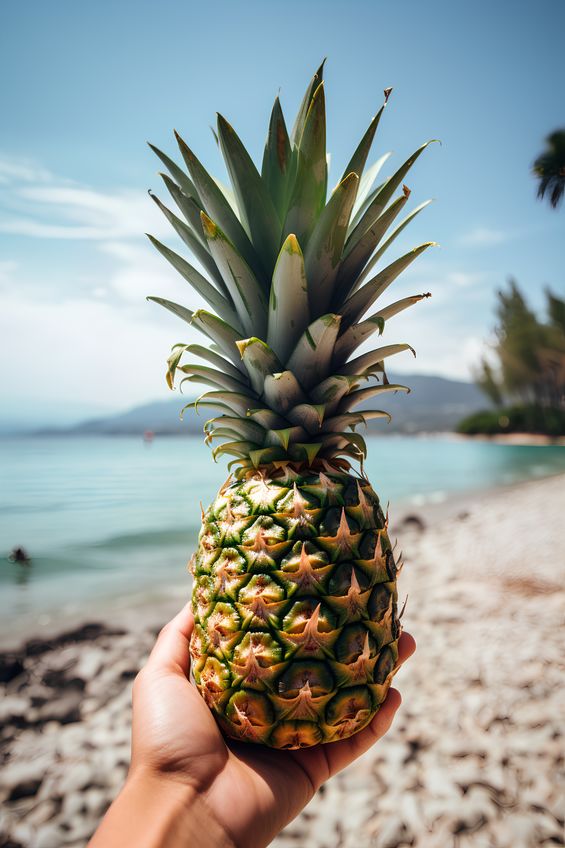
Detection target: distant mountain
<box><xmin>0</xmin><ymin>399</ymin><xmax>117</xmax><ymax>435</ymax></box>
<box><xmin>36</xmin><ymin>374</ymin><xmax>487</xmax><ymax>436</ymax></box>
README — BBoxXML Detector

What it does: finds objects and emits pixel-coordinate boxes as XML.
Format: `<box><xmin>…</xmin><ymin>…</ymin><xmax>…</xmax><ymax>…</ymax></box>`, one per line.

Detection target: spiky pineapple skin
<box><xmin>190</xmin><ymin>465</ymin><xmax>401</xmax><ymax>749</ymax></box>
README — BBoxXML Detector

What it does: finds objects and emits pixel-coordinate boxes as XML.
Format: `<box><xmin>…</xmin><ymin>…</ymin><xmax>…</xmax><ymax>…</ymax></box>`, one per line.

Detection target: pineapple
<box><xmin>148</xmin><ymin>63</ymin><xmax>435</xmax><ymax>749</ymax></box>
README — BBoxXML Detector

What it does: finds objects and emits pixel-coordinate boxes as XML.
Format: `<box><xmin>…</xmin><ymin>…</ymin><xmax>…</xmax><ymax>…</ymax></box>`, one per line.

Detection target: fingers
<box><xmin>146</xmin><ymin>602</ymin><xmax>194</xmax><ymax>677</ymax></box>
<box><xmin>397</xmin><ymin>631</ymin><xmax>416</xmax><ymax>665</ymax></box>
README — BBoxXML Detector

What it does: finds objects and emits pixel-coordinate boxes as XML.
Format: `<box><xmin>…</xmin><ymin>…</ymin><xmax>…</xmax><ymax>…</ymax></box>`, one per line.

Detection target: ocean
<box><xmin>1</xmin><ymin>434</ymin><xmax>564</xmax><ymax>641</ymax></box>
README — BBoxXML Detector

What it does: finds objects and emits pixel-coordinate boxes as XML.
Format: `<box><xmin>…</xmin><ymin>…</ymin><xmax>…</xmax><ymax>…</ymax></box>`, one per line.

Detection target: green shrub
<box><xmin>457</xmin><ymin>404</ymin><xmax>565</xmax><ymax>436</ymax></box>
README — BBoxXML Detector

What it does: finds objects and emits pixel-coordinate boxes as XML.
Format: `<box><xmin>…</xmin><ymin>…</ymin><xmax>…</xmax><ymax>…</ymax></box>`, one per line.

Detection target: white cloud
<box><xmin>0</xmin><ymin>155</ymin><xmax>54</xmax><ymax>185</ymax></box>
<box><xmin>0</xmin><ymin>290</ymin><xmax>202</xmax><ymax>409</ymax></box>
<box><xmin>458</xmin><ymin>227</ymin><xmax>509</xmax><ymax>247</ymax></box>
<box><xmin>0</xmin><ymin>152</ymin><xmax>215</xmax><ymax>410</ymax></box>
<box><xmin>0</xmin><ymin>152</ymin><xmax>169</xmax><ymax>241</ymax></box>
<box><xmin>445</xmin><ymin>270</ymin><xmax>485</xmax><ymax>287</ymax></box>
<box><xmin>0</xmin><ymin>259</ymin><xmax>18</xmax><ymax>284</ymax></box>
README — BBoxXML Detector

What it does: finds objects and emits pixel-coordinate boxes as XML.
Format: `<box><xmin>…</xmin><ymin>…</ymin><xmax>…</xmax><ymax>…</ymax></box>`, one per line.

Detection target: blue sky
<box><xmin>1</xmin><ymin>0</ymin><xmax>563</xmax><ymax>421</ymax></box>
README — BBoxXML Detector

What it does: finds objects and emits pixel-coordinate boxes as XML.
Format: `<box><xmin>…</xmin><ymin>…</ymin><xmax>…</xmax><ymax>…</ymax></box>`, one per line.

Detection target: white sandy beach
<box><xmin>1</xmin><ymin>472</ymin><xmax>564</xmax><ymax>847</ymax></box>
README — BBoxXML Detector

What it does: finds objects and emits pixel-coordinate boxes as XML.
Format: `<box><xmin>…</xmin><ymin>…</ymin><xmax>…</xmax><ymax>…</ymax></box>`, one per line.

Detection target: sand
<box><xmin>1</xmin><ymin>473</ymin><xmax>564</xmax><ymax>848</ymax></box>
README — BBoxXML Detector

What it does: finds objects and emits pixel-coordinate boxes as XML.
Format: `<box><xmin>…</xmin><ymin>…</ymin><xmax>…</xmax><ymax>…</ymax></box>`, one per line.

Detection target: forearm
<box><xmin>88</xmin><ymin>770</ymin><xmax>235</xmax><ymax>848</ymax></box>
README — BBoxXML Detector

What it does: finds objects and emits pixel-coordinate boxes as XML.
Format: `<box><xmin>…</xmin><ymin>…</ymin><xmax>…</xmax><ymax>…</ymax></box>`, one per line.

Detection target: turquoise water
<box><xmin>1</xmin><ymin>435</ymin><xmax>564</xmax><ymax>637</ymax></box>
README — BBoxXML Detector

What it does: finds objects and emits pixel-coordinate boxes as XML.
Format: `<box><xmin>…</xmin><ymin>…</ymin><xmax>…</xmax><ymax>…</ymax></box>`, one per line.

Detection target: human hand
<box><xmin>91</xmin><ymin>604</ymin><xmax>415</xmax><ymax>848</ymax></box>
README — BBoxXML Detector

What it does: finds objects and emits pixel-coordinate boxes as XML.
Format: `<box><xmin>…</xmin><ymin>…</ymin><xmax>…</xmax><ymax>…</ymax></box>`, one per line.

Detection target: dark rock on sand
<box><xmin>0</xmin><ymin>656</ymin><xmax>24</xmax><ymax>683</ymax></box>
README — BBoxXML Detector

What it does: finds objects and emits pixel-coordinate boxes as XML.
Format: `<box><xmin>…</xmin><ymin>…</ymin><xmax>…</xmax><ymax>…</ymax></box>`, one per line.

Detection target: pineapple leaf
<box><xmin>339</xmin><ymin>383</ymin><xmax>411</xmax><ymax>412</ymax></box>
<box><xmin>146</xmin><ymin>235</ymin><xmax>241</xmax><ymax>331</ymax></box>
<box><xmin>338</xmin><ymin>91</ymin><xmax>391</xmax><ymax>198</ymax></box>
<box><xmin>265</xmin><ymin>427</ymin><xmax>306</xmax><ymax>450</ymax></box>
<box><xmin>148</xmin><ymin>142</ymin><xmax>200</xmax><ymax>202</ymax></box>
<box><xmin>178</xmin><ymin>363</ymin><xmax>249</xmax><ymax>393</ymax></box>
<box><xmin>350</xmin><ymin>139</ymin><xmax>438</xmax><ymax>239</ymax></box>
<box><xmin>213</xmin><ymin>440</ymin><xmax>261</xmax><ymax>462</ymax></box>
<box><xmin>336</xmin><ymin>188</ymin><xmax>412</xmax><ymax>302</ymax></box>
<box><xmin>190</xmin><ymin>309</ymin><xmax>246</xmax><ymax>368</ymax></box>
<box><xmin>200</xmin><ymin>212</ymin><xmax>268</xmax><ymax>338</ymax></box>
<box><xmin>287</xmin><ymin>314</ymin><xmax>341</xmax><ymax>390</ymax></box>
<box><xmin>330</xmin><ymin>409</ymin><xmax>392</xmax><ymax>430</ymax></box>
<box><xmin>304</xmin><ymin>173</ymin><xmax>359</xmax><ymax>314</ymax></box>
<box><xmin>349</xmin><ymin>153</ymin><xmax>392</xmax><ymax>228</ymax></box>
<box><xmin>148</xmin><ymin>193</ymin><xmax>229</xmax><ymax>298</ymax></box>
<box><xmin>334</xmin><ymin>316</ymin><xmax>385</xmax><ymax>363</ymax></box>
<box><xmin>341</xmin><ymin>343</ymin><xmax>415</xmax><ymax>376</ymax></box>
<box><xmin>323</xmin><ymin>431</ymin><xmax>368</xmax><ymax>457</ymax></box>
<box><xmin>207</xmin><ymin>416</ymin><xmax>266</xmax><ymax>442</ymax></box>
<box><xmin>261</xmin><ymin>96</ymin><xmax>292</xmax><ymax>220</ymax></box>
<box><xmin>247</xmin><ymin>408</ymin><xmax>288</xmax><ymax>429</ymax></box>
<box><xmin>159</xmin><ymin>175</ymin><xmax>208</xmax><ymax>247</ymax></box>
<box><xmin>174</xmin><ymin>131</ymin><xmax>264</xmax><ymax>280</ymax></box>
<box><xmin>356</xmin><ymin>199</ymin><xmax>433</xmax><ymax>287</ymax></box>
<box><xmin>310</xmin><ymin>375</ymin><xmax>360</xmax><ymax>412</ymax></box>
<box><xmin>183</xmin><ymin>344</ymin><xmax>247</xmax><ymax>383</ymax></box>
<box><xmin>290</xmin><ymin>59</ymin><xmax>325</xmax><ymax>147</ymax></box>
<box><xmin>284</xmin><ymin>82</ymin><xmax>328</xmax><ymax>245</ymax></box>
<box><xmin>290</xmin><ymin>442</ymin><xmax>323</xmax><ymax>464</ymax></box>
<box><xmin>184</xmin><ymin>399</ymin><xmax>235</xmax><ymax>417</ymax></box>
<box><xmin>267</xmin><ymin>234</ymin><xmax>310</xmax><ymax>361</ymax></box>
<box><xmin>217</xmin><ymin>114</ymin><xmax>281</xmax><ymax>271</ymax></box>
<box><xmin>248</xmin><ymin>446</ymin><xmax>286</xmax><ymax>468</ymax></box>
<box><xmin>193</xmin><ymin>391</ymin><xmax>254</xmax><ymax>415</ymax></box>
<box><xmin>236</xmin><ymin>337</ymin><xmax>282</xmax><ymax>395</ymax></box>
<box><xmin>373</xmin><ymin>292</ymin><xmax>432</xmax><ymax>322</ymax></box>
<box><xmin>287</xmin><ymin>403</ymin><xmax>325</xmax><ymax>433</ymax></box>
<box><xmin>147</xmin><ymin>296</ymin><xmax>194</xmax><ymax>328</ymax></box>
<box><xmin>340</xmin><ymin>242</ymin><xmax>437</xmax><ymax>329</ymax></box>
<box><xmin>263</xmin><ymin>370</ymin><xmax>307</xmax><ymax>415</ymax></box>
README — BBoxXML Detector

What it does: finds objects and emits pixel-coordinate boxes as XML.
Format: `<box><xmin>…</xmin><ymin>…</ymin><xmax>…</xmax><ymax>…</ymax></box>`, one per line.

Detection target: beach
<box><xmin>1</xmin><ymin>472</ymin><xmax>564</xmax><ymax>847</ymax></box>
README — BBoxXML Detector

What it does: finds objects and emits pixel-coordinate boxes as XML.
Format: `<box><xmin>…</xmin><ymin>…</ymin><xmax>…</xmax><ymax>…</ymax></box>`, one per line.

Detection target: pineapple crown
<box><xmin>148</xmin><ymin>62</ymin><xmax>437</xmax><ymax>474</ymax></box>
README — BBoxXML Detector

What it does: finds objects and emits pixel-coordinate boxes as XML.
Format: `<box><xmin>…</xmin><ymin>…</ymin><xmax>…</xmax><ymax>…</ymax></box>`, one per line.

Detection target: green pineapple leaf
<box><xmin>217</xmin><ymin>114</ymin><xmax>281</xmax><ymax>271</ymax></box>
<box><xmin>341</xmin><ymin>342</ymin><xmax>415</xmax><ymax>376</ymax></box>
<box><xmin>261</xmin><ymin>96</ymin><xmax>292</xmax><ymax>220</ymax></box>
<box><xmin>267</xmin><ymin>234</ymin><xmax>310</xmax><ymax>361</ymax></box>
<box><xmin>174</xmin><ymin>131</ymin><xmax>264</xmax><ymax>280</ymax></box>
<box><xmin>148</xmin><ymin>142</ymin><xmax>200</xmax><ymax>202</ymax></box>
<box><xmin>290</xmin><ymin>59</ymin><xmax>326</xmax><ymax>147</ymax></box>
<box><xmin>190</xmin><ymin>309</ymin><xmax>247</xmax><ymax>368</ymax></box>
<box><xmin>200</xmin><ymin>212</ymin><xmax>268</xmax><ymax>338</ymax></box>
<box><xmin>263</xmin><ymin>370</ymin><xmax>307</xmax><ymax>414</ymax></box>
<box><xmin>236</xmin><ymin>337</ymin><xmax>282</xmax><ymax>395</ymax></box>
<box><xmin>336</xmin><ymin>187</ymin><xmax>412</xmax><ymax>302</ymax></box>
<box><xmin>284</xmin><ymin>82</ymin><xmax>328</xmax><ymax>245</ymax></box>
<box><xmin>334</xmin><ymin>316</ymin><xmax>385</xmax><ymax>363</ymax></box>
<box><xmin>355</xmin><ymin>199</ymin><xmax>433</xmax><ymax>286</ymax></box>
<box><xmin>178</xmin><ymin>363</ymin><xmax>250</xmax><ymax>393</ymax></box>
<box><xmin>183</xmin><ymin>344</ymin><xmax>247</xmax><ymax>382</ymax></box>
<box><xmin>146</xmin><ymin>235</ymin><xmax>241</xmax><ymax>331</ymax></box>
<box><xmin>339</xmin><ymin>383</ymin><xmax>411</xmax><ymax>412</ymax></box>
<box><xmin>304</xmin><ymin>172</ymin><xmax>359</xmax><ymax>313</ymax></box>
<box><xmin>340</xmin><ymin>242</ymin><xmax>437</xmax><ymax>329</ymax></box>
<box><xmin>349</xmin><ymin>153</ymin><xmax>392</xmax><ymax>228</ymax></box>
<box><xmin>148</xmin><ymin>192</ymin><xmax>227</xmax><ymax>296</ymax></box>
<box><xmin>287</xmin><ymin>314</ymin><xmax>341</xmax><ymax>390</ymax></box>
<box><xmin>338</xmin><ymin>90</ymin><xmax>391</xmax><ymax>196</ymax></box>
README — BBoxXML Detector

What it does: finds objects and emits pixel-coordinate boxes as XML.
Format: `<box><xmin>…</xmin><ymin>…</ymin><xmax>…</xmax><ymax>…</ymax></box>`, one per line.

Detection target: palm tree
<box><xmin>533</xmin><ymin>130</ymin><xmax>565</xmax><ymax>209</ymax></box>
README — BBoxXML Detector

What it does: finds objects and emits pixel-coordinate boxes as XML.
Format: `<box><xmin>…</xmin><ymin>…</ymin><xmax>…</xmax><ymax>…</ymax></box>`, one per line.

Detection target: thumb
<box><xmin>147</xmin><ymin>602</ymin><xmax>194</xmax><ymax>677</ymax></box>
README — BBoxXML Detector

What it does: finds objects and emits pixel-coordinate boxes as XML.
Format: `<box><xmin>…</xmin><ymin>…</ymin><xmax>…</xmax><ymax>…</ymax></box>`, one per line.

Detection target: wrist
<box><xmin>89</xmin><ymin>767</ymin><xmax>235</xmax><ymax>848</ymax></box>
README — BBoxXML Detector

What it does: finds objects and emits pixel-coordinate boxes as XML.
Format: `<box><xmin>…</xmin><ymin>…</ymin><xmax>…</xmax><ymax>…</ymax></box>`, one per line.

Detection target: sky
<box><xmin>1</xmin><ymin>0</ymin><xmax>564</xmax><ymax>423</ymax></box>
